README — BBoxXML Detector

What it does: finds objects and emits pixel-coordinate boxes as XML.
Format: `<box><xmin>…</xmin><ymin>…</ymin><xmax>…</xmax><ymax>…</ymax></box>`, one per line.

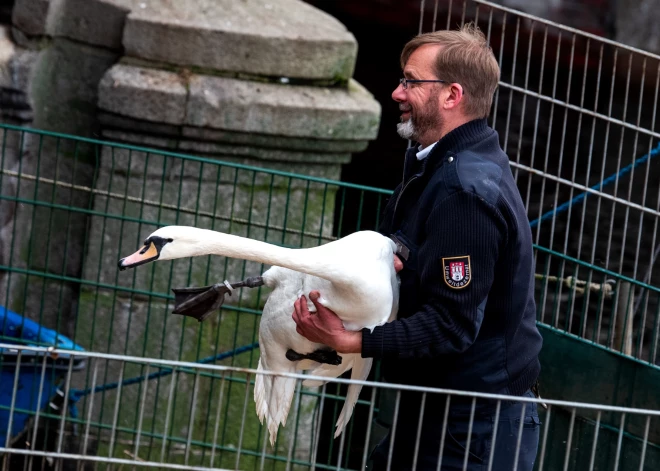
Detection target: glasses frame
<box><xmin>399</xmin><ymin>78</ymin><xmax>447</xmax><ymax>89</ymax></box>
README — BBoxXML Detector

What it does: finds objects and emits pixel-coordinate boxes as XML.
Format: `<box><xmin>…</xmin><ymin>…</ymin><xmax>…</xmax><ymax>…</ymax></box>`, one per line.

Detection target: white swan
<box><xmin>118</xmin><ymin>226</ymin><xmax>399</xmax><ymax>445</ymax></box>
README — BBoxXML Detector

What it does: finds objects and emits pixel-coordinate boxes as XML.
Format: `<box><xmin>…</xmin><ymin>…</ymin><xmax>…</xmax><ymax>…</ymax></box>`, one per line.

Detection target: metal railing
<box><xmin>1</xmin><ymin>344</ymin><xmax>658</xmax><ymax>470</ymax></box>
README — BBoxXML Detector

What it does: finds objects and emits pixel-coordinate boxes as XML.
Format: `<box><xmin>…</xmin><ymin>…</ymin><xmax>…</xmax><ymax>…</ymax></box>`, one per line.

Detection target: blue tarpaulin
<box><xmin>0</xmin><ymin>307</ymin><xmax>85</xmax><ymax>446</ymax></box>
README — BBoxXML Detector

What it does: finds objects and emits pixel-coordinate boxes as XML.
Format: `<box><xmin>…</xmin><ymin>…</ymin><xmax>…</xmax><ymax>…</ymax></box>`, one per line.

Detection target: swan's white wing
<box><xmin>302</xmin><ymin>355</ymin><xmax>355</xmax><ymax>387</ymax></box>
<box><xmin>255</xmin><ymin>267</ymin><xmax>325</xmax><ymax>446</ymax></box>
<box><xmin>334</xmin><ymin>356</ymin><xmax>373</xmax><ymax>438</ymax></box>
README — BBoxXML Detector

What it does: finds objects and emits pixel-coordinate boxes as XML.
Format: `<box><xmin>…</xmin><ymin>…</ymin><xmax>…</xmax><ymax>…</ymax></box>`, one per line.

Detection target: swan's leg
<box><xmin>334</xmin><ymin>357</ymin><xmax>373</xmax><ymax>438</ymax></box>
<box><xmin>171</xmin><ymin>276</ymin><xmax>264</xmax><ymax>321</ymax></box>
<box><xmin>285</xmin><ymin>348</ymin><xmax>342</xmax><ymax>365</ymax></box>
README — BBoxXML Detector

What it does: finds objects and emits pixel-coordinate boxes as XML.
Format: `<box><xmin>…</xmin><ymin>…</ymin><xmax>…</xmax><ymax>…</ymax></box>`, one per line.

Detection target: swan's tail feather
<box><xmin>253</xmin><ymin>356</ymin><xmax>297</xmax><ymax>446</ymax></box>
<box><xmin>334</xmin><ymin>357</ymin><xmax>373</xmax><ymax>438</ymax></box>
<box><xmin>254</xmin><ymin>359</ymin><xmax>270</xmax><ymax>424</ymax></box>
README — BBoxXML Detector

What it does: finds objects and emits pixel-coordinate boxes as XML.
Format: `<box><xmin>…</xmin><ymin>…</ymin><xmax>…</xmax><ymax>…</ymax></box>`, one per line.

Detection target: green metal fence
<box><xmin>0</xmin><ymin>121</ymin><xmax>658</xmax><ymax>470</ymax></box>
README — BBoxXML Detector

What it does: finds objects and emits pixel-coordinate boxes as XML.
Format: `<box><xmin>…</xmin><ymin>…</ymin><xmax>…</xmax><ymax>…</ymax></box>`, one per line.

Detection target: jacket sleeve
<box><xmin>361</xmin><ymin>190</ymin><xmax>507</xmax><ymax>359</ymax></box>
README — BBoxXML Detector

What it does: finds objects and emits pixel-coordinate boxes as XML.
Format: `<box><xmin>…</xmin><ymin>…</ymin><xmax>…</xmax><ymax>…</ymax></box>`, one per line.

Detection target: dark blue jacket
<box><xmin>361</xmin><ymin>118</ymin><xmax>542</xmax><ymax>396</ymax></box>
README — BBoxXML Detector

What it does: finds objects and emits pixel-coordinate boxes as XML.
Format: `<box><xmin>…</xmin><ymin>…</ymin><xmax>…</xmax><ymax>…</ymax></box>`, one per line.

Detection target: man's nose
<box><xmin>392</xmin><ymin>83</ymin><xmax>406</xmax><ymax>102</ymax></box>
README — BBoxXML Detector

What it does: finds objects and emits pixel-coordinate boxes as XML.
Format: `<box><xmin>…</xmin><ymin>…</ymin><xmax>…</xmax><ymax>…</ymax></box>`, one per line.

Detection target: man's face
<box><xmin>392</xmin><ymin>44</ymin><xmax>445</xmax><ymax>145</ymax></box>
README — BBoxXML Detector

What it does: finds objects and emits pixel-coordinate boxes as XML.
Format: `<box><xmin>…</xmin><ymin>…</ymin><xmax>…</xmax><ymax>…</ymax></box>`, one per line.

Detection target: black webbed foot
<box><xmin>286</xmin><ymin>348</ymin><xmax>342</xmax><ymax>365</ymax></box>
<box><xmin>171</xmin><ymin>276</ymin><xmax>264</xmax><ymax>322</ymax></box>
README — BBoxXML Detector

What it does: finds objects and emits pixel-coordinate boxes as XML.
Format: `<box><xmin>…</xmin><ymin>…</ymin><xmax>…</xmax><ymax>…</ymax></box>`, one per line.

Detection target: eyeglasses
<box><xmin>399</xmin><ymin>78</ymin><xmax>447</xmax><ymax>89</ymax></box>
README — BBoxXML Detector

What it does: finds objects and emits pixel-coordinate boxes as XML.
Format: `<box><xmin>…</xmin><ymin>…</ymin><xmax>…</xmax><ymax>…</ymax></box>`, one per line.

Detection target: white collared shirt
<box><xmin>416</xmin><ymin>141</ymin><xmax>438</xmax><ymax>160</ymax></box>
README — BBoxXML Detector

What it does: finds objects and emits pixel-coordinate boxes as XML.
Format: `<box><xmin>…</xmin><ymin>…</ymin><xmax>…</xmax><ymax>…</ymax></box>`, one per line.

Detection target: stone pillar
<box><xmin>1</xmin><ymin>0</ymin><xmax>381</xmax><ymax>462</ymax></box>
<box><xmin>79</xmin><ymin>0</ymin><xmax>380</xmax><ymax>461</ymax></box>
<box><xmin>87</xmin><ymin>0</ymin><xmax>380</xmax><ymax>321</ymax></box>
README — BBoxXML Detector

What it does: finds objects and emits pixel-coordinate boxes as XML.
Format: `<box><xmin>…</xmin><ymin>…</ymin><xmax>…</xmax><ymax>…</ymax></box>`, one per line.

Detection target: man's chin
<box><xmin>397</xmin><ymin>120</ymin><xmax>415</xmax><ymax>140</ymax></box>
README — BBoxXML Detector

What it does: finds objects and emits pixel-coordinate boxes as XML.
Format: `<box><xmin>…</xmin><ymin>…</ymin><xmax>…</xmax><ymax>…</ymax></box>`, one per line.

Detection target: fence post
<box><xmin>614</xmin><ymin>281</ymin><xmax>634</xmax><ymax>355</ymax></box>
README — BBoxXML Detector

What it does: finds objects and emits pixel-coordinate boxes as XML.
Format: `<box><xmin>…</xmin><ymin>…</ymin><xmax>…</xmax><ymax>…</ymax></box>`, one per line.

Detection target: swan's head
<box><xmin>118</xmin><ymin>226</ymin><xmax>207</xmax><ymax>270</ymax></box>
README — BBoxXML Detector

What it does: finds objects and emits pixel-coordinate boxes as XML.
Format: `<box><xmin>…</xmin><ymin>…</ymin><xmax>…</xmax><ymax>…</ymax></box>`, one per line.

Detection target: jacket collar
<box><xmin>429</xmin><ymin>118</ymin><xmax>492</xmax><ymax>159</ymax></box>
<box><xmin>402</xmin><ymin>118</ymin><xmax>494</xmax><ymax>182</ymax></box>
<box><xmin>404</xmin><ymin>118</ymin><xmax>493</xmax><ymax>176</ymax></box>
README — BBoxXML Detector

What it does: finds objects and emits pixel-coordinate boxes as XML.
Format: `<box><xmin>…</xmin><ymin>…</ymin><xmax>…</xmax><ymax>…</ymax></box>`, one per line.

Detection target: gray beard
<box><xmin>397</xmin><ymin>120</ymin><xmax>415</xmax><ymax>140</ymax></box>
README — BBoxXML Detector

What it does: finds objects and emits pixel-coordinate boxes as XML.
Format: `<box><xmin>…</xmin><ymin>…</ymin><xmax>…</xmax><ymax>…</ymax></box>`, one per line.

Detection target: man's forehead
<box><xmin>404</xmin><ymin>44</ymin><xmax>442</xmax><ymax>68</ymax></box>
<box><xmin>404</xmin><ymin>44</ymin><xmax>442</xmax><ymax>74</ymax></box>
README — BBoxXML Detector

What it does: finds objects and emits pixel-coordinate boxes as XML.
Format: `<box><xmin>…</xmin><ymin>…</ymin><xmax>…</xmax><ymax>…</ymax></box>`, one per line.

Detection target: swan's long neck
<box><xmin>176</xmin><ymin>228</ymin><xmax>333</xmax><ymax>280</ymax></box>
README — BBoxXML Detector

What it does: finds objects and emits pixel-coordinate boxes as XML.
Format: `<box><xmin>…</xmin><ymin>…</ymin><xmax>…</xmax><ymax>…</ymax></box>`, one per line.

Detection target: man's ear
<box><xmin>443</xmin><ymin>83</ymin><xmax>465</xmax><ymax>110</ymax></box>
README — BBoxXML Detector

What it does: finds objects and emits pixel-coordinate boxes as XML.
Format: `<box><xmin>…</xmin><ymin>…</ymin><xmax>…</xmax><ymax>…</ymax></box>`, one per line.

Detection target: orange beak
<box><xmin>118</xmin><ymin>242</ymin><xmax>159</xmax><ymax>270</ymax></box>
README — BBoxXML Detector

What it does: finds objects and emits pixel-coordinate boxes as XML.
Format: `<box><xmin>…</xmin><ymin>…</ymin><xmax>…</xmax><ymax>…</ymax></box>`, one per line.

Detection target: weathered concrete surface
<box><xmin>11</xmin><ymin>0</ymin><xmax>50</xmax><ymax>36</ymax></box>
<box><xmin>98</xmin><ymin>64</ymin><xmax>187</xmax><ymax>125</ymax></box>
<box><xmin>0</xmin><ymin>26</ymin><xmax>37</xmax><ymax>123</ymax></box>
<box><xmin>102</xmin><ymin>129</ymin><xmax>352</xmax><ymax>164</ymax></box>
<box><xmin>186</xmin><ymin>75</ymin><xmax>381</xmax><ymax>139</ymax></box>
<box><xmin>98</xmin><ymin>111</ymin><xmax>370</xmax><ymax>153</ymax></box>
<box><xmin>123</xmin><ymin>0</ymin><xmax>357</xmax><ymax>81</ymax></box>
<box><xmin>83</xmin><ymin>146</ymin><xmax>337</xmax><ymax>296</ymax></box>
<box><xmin>47</xmin><ymin>0</ymin><xmax>133</xmax><ymax>49</ymax></box>
<box><xmin>98</xmin><ymin>64</ymin><xmax>381</xmax><ymax>140</ymax></box>
<box><xmin>26</xmin><ymin>37</ymin><xmax>118</xmax><ymax>135</ymax></box>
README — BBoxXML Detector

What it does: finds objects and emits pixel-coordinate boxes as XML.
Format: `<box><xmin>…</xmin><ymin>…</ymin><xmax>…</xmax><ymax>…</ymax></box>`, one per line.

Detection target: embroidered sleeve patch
<box><xmin>442</xmin><ymin>256</ymin><xmax>471</xmax><ymax>289</ymax></box>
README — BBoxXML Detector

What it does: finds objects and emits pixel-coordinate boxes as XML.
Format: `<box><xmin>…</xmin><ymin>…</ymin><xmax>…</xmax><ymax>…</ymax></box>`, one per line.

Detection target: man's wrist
<box><xmin>338</xmin><ymin>331</ymin><xmax>362</xmax><ymax>354</ymax></box>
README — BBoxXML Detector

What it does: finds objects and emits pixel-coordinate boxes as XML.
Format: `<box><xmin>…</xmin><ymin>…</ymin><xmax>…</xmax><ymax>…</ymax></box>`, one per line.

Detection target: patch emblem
<box><xmin>442</xmin><ymin>256</ymin><xmax>471</xmax><ymax>289</ymax></box>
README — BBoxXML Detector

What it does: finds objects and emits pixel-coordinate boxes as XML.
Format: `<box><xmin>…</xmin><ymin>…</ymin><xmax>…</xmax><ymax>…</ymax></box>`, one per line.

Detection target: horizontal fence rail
<box><xmin>1</xmin><ymin>345</ymin><xmax>659</xmax><ymax>470</ymax></box>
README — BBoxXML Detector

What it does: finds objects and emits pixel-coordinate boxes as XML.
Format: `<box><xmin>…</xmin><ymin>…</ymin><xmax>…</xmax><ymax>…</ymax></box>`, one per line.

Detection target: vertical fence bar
<box><xmin>107</xmin><ymin>361</ymin><xmax>126</xmax><ymax>463</ymax></box>
<box><xmin>132</xmin><ymin>365</ymin><xmax>150</xmax><ymax>463</ymax></box>
<box><xmin>638</xmin><ymin>415</ymin><xmax>651</xmax><ymax>471</ymax></box>
<box><xmin>502</xmin><ymin>16</ymin><xmax>521</xmax><ymax>154</ymax></box>
<box><xmin>562</xmin><ymin>408</ymin><xmax>577</xmax><ymax>471</ymax></box>
<box><xmin>486</xmin><ymin>400</ymin><xmax>501</xmax><ymax>471</ymax></box>
<box><xmin>386</xmin><ymin>390</ymin><xmax>402</xmax><ymax>471</ymax></box>
<box><xmin>159</xmin><ymin>370</ymin><xmax>178</xmax><ymax>464</ymax></box>
<box><xmin>209</xmin><ymin>371</ymin><xmax>226</xmax><ymax>469</ymax></box>
<box><xmin>412</xmin><ymin>392</ymin><xmax>427</xmax><ymax>471</ymax></box>
<box><xmin>55</xmin><ymin>356</ymin><xmax>75</xmax><ymax>462</ymax></box>
<box><xmin>462</xmin><ymin>398</ymin><xmax>477</xmax><ymax>471</ymax></box>
<box><xmin>359</xmin><ymin>387</ymin><xmax>378</xmax><ymax>471</ymax></box>
<box><xmin>436</xmin><ymin>395</ymin><xmax>451</xmax><ymax>471</ymax></box>
<box><xmin>511</xmin><ymin>403</ymin><xmax>527</xmax><ymax>471</ymax></box>
<box><xmin>311</xmin><ymin>384</ymin><xmax>329</xmax><ymax>471</ymax></box>
<box><xmin>79</xmin><ymin>359</ymin><xmax>99</xmax><ymax>471</ymax></box>
<box><xmin>2</xmin><ymin>350</ymin><xmax>22</xmax><ymax>471</ymax></box>
<box><xmin>235</xmin><ymin>372</ymin><xmax>252</xmax><ymax>470</ymax></box>
<box><xmin>537</xmin><ymin>404</ymin><xmax>551</xmax><ymax>471</ymax></box>
<box><xmin>419</xmin><ymin>0</ymin><xmax>426</xmax><ymax>34</ymax></box>
<box><xmin>587</xmin><ymin>410</ymin><xmax>601</xmax><ymax>471</ymax></box>
<box><xmin>184</xmin><ymin>371</ymin><xmax>201</xmax><ymax>466</ymax></box>
<box><xmin>613</xmin><ymin>413</ymin><xmax>626</xmax><ymax>471</ymax></box>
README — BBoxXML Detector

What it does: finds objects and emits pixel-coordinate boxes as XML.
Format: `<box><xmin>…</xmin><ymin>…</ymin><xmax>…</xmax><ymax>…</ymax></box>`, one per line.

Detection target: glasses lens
<box><xmin>400</xmin><ymin>78</ymin><xmax>407</xmax><ymax>89</ymax></box>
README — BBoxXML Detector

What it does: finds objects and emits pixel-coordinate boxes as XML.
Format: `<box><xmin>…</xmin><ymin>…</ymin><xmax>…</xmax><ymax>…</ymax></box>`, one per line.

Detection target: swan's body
<box><xmin>119</xmin><ymin>226</ymin><xmax>399</xmax><ymax>445</ymax></box>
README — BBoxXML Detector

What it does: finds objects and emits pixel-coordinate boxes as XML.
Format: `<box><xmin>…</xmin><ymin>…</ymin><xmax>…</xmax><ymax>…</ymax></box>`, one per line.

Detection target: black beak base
<box><xmin>172</xmin><ymin>283</ymin><xmax>231</xmax><ymax>322</ymax></box>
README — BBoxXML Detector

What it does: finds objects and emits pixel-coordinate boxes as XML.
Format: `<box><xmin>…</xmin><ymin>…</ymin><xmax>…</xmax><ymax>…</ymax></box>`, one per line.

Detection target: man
<box><xmin>293</xmin><ymin>23</ymin><xmax>543</xmax><ymax>470</ymax></box>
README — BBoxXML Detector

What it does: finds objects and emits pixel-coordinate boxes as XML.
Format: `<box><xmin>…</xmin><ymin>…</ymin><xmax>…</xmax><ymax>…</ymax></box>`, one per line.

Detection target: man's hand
<box><xmin>292</xmin><ymin>291</ymin><xmax>362</xmax><ymax>354</ymax></box>
<box><xmin>394</xmin><ymin>254</ymin><xmax>403</xmax><ymax>273</ymax></box>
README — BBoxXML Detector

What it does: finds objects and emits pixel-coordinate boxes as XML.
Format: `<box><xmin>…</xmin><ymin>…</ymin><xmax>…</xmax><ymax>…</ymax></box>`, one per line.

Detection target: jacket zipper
<box><xmin>393</xmin><ymin>174</ymin><xmax>419</xmax><ymax>218</ymax></box>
